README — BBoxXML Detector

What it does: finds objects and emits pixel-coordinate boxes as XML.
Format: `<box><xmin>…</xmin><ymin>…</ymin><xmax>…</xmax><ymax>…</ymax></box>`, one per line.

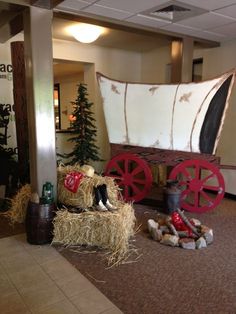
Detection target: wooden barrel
<box><xmin>25</xmin><ymin>201</ymin><xmax>56</xmax><ymax>245</ymax></box>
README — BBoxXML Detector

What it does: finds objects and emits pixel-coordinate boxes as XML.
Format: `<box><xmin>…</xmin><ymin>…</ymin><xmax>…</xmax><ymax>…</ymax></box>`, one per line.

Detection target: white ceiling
<box><xmin>53</xmin><ymin>61</ymin><xmax>85</xmax><ymax>78</ymax></box>
<box><xmin>52</xmin><ymin>17</ymin><xmax>172</xmax><ymax>52</ymax></box>
<box><xmin>54</xmin><ymin>0</ymin><xmax>236</xmax><ymax>44</ymax></box>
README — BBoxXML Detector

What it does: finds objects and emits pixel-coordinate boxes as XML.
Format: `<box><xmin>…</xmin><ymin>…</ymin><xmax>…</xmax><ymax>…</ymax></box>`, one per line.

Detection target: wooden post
<box><xmin>171</xmin><ymin>40</ymin><xmax>182</xmax><ymax>83</ymax></box>
<box><xmin>181</xmin><ymin>37</ymin><xmax>194</xmax><ymax>83</ymax></box>
<box><xmin>171</xmin><ymin>37</ymin><xmax>194</xmax><ymax>83</ymax></box>
<box><xmin>11</xmin><ymin>41</ymin><xmax>29</xmax><ymax>183</ymax></box>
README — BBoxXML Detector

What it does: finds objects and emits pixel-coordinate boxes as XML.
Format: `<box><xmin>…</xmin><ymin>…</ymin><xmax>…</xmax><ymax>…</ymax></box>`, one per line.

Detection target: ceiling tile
<box><xmin>81</xmin><ymin>4</ymin><xmax>133</xmax><ymax>20</ymax></box>
<box><xmin>56</xmin><ymin>0</ymin><xmax>91</xmax><ymax>11</ymax></box>
<box><xmin>126</xmin><ymin>14</ymin><xmax>171</xmax><ymax>28</ymax></box>
<box><xmin>177</xmin><ymin>12</ymin><xmax>235</xmax><ymax>30</ymax></box>
<box><xmin>198</xmin><ymin>30</ymin><xmax>226</xmax><ymax>42</ymax></box>
<box><xmin>160</xmin><ymin>23</ymin><xmax>226</xmax><ymax>42</ymax></box>
<box><xmin>160</xmin><ymin>23</ymin><xmax>200</xmax><ymax>36</ymax></box>
<box><xmin>95</xmin><ymin>0</ymin><xmax>168</xmax><ymax>14</ymax></box>
<box><xmin>83</xmin><ymin>0</ymin><xmax>99</xmax><ymax>2</ymax></box>
<box><xmin>178</xmin><ymin>0</ymin><xmax>236</xmax><ymax>11</ymax></box>
<box><xmin>211</xmin><ymin>22</ymin><xmax>236</xmax><ymax>37</ymax></box>
<box><xmin>55</xmin><ymin>0</ymin><xmax>236</xmax><ymax>44</ymax></box>
<box><xmin>215</xmin><ymin>4</ymin><xmax>236</xmax><ymax>19</ymax></box>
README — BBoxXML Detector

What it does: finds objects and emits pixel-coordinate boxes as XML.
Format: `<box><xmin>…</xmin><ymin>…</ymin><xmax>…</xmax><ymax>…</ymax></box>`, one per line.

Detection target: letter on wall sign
<box><xmin>0</xmin><ymin>41</ymin><xmax>17</xmax><ymax>151</ymax></box>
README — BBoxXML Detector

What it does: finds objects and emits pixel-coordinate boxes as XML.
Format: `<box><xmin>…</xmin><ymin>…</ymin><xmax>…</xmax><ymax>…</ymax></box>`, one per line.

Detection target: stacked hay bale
<box><xmin>54</xmin><ymin>164</ymin><xmax>136</xmax><ymax>265</ymax></box>
<box><xmin>57</xmin><ymin>163</ymin><xmax>119</xmax><ymax>208</ymax></box>
<box><xmin>4</xmin><ymin>184</ymin><xmax>31</xmax><ymax>224</ymax></box>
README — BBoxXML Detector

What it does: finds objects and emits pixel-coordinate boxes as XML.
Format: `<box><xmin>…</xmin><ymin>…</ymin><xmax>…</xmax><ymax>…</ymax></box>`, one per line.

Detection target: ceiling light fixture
<box><xmin>69</xmin><ymin>23</ymin><xmax>103</xmax><ymax>43</ymax></box>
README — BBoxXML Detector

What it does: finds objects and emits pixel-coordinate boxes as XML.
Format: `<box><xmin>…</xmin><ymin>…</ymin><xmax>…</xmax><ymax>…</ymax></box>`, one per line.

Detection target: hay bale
<box><xmin>52</xmin><ymin>201</ymin><xmax>136</xmax><ymax>265</ymax></box>
<box><xmin>57</xmin><ymin>164</ymin><xmax>119</xmax><ymax>208</ymax></box>
<box><xmin>5</xmin><ymin>184</ymin><xmax>31</xmax><ymax>224</ymax></box>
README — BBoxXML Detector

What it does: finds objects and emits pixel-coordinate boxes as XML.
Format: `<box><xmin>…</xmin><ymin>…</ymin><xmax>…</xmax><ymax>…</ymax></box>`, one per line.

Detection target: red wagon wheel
<box><xmin>169</xmin><ymin>159</ymin><xmax>225</xmax><ymax>213</ymax></box>
<box><xmin>105</xmin><ymin>153</ymin><xmax>153</xmax><ymax>202</ymax></box>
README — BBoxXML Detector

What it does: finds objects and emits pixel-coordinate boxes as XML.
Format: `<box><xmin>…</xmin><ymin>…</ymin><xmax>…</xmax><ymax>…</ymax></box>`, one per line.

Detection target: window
<box><xmin>54</xmin><ymin>84</ymin><xmax>61</xmax><ymax>130</ymax></box>
<box><xmin>192</xmin><ymin>58</ymin><xmax>203</xmax><ymax>82</ymax></box>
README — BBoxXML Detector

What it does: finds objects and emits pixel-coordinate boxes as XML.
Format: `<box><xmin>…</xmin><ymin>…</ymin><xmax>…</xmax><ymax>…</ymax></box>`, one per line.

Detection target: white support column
<box><xmin>23</xmin><ymin>6</ymin><xmax>57</xmax><ymax>199</ymax></box>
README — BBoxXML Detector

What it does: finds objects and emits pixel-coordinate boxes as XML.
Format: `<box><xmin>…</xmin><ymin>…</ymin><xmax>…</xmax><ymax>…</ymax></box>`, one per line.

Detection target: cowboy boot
<box><xmin>94</xmin><ymin>187</ymin><xmax>107</xmax><ymax>211</ymax></box>
<box><xmin>98</xmin><ymin>184</ymin><xmax>117</xmax><ymax>211</ymax></box>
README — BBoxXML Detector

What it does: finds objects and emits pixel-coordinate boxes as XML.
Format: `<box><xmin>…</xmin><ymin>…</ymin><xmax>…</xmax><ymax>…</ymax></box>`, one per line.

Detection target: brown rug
<box><xmin>1</xmin><ymin>197</ymin><xmax>236</xmax><ymax>313</ymax></box>
<box><xmin>55</xmin><ymin>198</ymin><xmax>236</xmax><ymax>314</ymax></box>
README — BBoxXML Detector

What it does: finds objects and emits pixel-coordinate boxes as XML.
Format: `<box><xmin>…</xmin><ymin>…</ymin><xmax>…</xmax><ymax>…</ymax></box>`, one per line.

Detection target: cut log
<box><xmin>176</xmin><ymin>208</ymin><xmax>200</xmax><ymax>237</ymax></box>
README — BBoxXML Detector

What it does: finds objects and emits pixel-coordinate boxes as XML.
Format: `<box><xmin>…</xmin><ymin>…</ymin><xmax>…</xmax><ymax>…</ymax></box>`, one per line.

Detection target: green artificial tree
<box><xmin>65</xmin><ymin>83</ymin><xmax>101</xmax><ymax>165</ymax></box>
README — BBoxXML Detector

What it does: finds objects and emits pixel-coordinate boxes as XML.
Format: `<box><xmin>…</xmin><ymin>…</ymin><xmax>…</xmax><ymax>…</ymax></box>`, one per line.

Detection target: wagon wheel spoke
<box><xmin>113</xmin><ymin>162</ymin><xmax>125</xmax><ymax>176</ymax></box>
<box><xmin>105</xmin><ymin>153</ymin><xmax>153</xmax><ymax>202</ymax></box>
<box><xmin>202</xmin><ymin>184</ymin><xmax>221</xmax><ymax>192</ymax></box>
<box><xmin>182</xmin><ymin>168</ymin><xmax>192</xmax><ymax>180</ymax></box>
<box><xmin>131</xmin><ymin>165</ymin><xmax>144</xmax><ymax>176</ymax></box>
<box><xmin>124</xmin><ymin>158</ymin><xmax>129</xmax><ymax>174</ymax></box>
<box><xmin>195</xmin><ymin>163</ymin><xmax>200</xmax><ymax>180</ymax></box>
<box><xmin>132</xmin><ymin>178</ymin><xmax>147</xmax><ymax>185</ymax></box>
<box><xmin>130</xmin><ymin>183</ymin><xmax>142</xmax><ymax>195</ymax></box>
<box><xmin>194</xmin><ymin>191</ymin><xmax>200</xmax><ymax>207</ymax></box>
<box><xmin>179</xmin><ymin>180</ymin><xmax>189</xmax><ymax>187</ymax></box>
<box><xmin>200</xmin><ymin>190</ymin><xmax>214</xmax><ymax>204</ymax></box>
<box><xmin>181</xmin><ymin>188</ymin><xmax>191</xmax><ymax>200</ymax></box>
<box><xmin>201</xmin><ymin>173</ymin><xmax>215</xmax><ymax>184</ymax></box>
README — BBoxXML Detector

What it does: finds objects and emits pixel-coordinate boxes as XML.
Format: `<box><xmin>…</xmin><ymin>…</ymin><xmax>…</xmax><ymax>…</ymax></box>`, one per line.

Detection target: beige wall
<box><xmin>56</xmin><ymin>132</ymin><xmax>74</xmax><ymax>164</ymax></box>
<box><xmin>53</xmin><ymin>39</ymin><xmax>142</xmax><ymax>81</ymax></box>
<box><xmin>53</xmin><ymin>39</ymin><xmax>142</xmax><ymax>172</ymax></box>
<box><xmin>141</xmin><ymin>45</ymin><xmax>171</xmax><ymax>83</ymax></box>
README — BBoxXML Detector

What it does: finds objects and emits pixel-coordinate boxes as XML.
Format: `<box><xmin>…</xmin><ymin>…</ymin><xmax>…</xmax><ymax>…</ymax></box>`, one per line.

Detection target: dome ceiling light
<box><xmin>69</xmin><ymin>23</ymin><xmax>104</xmax><ymax>43</ymax></box>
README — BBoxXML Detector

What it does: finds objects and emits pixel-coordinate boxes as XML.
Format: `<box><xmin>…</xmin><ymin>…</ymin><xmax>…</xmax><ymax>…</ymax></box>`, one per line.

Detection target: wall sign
<box><xmin>0</xmin><ymin>41</ymin><xmax>17</xmax><ymax>154</ymax></box>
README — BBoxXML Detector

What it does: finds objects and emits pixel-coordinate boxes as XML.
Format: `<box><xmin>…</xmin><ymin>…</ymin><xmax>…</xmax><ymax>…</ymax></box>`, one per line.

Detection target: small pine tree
<box><xmin>65</xmin><ymin>83</ymin><xmax>101</xmax><ymax>165</ymax></box>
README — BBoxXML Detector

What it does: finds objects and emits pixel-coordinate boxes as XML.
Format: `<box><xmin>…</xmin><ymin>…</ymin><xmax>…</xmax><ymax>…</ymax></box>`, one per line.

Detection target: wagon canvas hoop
<box><xmin>97</xmin><ymin>70</ymin><xmax>236</xmax><ymax>212</ymax></box>
<box><xmin>97</xmin><ymin>69</ymin><xmax>235</xmax><ymax>155</ymax></box>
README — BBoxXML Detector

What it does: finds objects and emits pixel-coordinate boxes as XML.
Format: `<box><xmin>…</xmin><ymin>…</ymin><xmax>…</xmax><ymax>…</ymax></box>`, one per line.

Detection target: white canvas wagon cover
<box><xmin>97</xmin><ymin>70</ymin><xmax>235</xmax><ymax>155</ymax></box>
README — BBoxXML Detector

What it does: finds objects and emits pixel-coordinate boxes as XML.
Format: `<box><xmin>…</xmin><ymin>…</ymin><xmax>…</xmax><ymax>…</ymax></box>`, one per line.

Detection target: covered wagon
<box><xmin>97</xmin><ymin>70</ymin><xmax>235</xmax><ymax>213</ymax></box>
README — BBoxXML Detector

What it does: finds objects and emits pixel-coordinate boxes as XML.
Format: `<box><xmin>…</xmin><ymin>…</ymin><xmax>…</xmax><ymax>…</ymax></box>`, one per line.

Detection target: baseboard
<box><xmin>224</xmin><ymin>192</ymin><xmax>236</xmax><ymax>200</ymax></box>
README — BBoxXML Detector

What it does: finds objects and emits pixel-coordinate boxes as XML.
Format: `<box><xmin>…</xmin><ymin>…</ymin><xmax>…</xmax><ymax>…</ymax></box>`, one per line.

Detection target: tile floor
<box><xmin>0</xmin><ymin>233</ymin><xmax>123</xmax><ymax>314</ymax></box>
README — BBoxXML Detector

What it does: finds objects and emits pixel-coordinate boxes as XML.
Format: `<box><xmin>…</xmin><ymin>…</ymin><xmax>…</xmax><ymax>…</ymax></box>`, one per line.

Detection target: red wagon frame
<box><xmin>105</xmin><ymin>143</ymin><xmax>226</xmax><ymax>213</ymax></box>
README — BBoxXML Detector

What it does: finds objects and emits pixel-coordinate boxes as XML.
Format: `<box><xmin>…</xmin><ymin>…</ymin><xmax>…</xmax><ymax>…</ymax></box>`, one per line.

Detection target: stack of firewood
<box><xmin>148</xmin><ymin>208</ymin><xmax>213</xmax><ymax>250</ymax></box>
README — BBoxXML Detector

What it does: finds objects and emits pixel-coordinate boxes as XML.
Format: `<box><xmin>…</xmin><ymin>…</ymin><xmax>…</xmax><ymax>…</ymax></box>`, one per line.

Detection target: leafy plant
<box><xmin>0</xmin><ymin>107</ymin><xmax>18</xmax><ymax>190</ymax></box>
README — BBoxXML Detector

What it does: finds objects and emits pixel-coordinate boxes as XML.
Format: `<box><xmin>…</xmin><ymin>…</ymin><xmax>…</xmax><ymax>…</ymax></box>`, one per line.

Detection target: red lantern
<box><xmin>64</xmin><ymin>171</ymin><xmax>84</xmax><ymax>193</ymax></box>
<box><xmin>171</xmin><ymin>212</ymin><xmax>193</xmax><ymax>237</ymax></box>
